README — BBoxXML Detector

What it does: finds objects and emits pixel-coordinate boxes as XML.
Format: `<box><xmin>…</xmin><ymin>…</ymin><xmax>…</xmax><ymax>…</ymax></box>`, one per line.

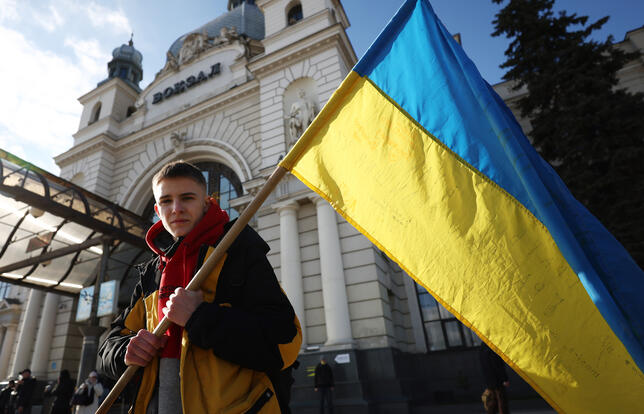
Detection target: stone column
<box><xmin>11</xmin><ymin>289</ymin><xmax>44</xmax><ymax>374</ymax></box>
<box><xmin>77</xmin><ymin>239</ymin><xmax>109</xmax><ymax>384</ymax></box>
<box><xmin>276</xmin><ymin>201</ymin><xmax>306</xmax><ymax>348</ymax></box>
<box><xmin>0</xmin><ymin>324</ymin><xmax>17</xmax><ymax>378</ymax></box>
<box><xmin>311</xmin><ymin>196</ymin><xmax>353</xmax><ymax>346</ymax></box>
<box><xmin>77</xmin><ymin>325</ymin><xmax>106</xmax><ymax>383</ymax></box>
<box><xmin>30</xmin><ymin>292</ymin><xmax>59</xmax><ymax>378</ymax></box>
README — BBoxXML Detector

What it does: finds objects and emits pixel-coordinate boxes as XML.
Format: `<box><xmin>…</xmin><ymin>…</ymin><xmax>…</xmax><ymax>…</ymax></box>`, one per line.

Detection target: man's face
<box><xmin>153</xmin><ymin>177</ymin><xmax>209</xmax><ymax>238</ymax></box>
<box><xmin>21</xmin><ymin>371</ymin><xmax>30</xmax><ymax>379</ymax></box>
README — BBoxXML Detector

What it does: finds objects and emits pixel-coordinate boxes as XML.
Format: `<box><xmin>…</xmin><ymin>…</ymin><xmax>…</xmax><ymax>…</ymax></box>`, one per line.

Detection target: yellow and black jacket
<box><xmin>98</xmin><ymin>221</ymin><xmax>302</xmax><ymax>413</ymax></box>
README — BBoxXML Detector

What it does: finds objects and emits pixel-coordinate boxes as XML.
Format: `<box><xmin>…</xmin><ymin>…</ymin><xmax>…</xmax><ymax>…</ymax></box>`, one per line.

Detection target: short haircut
<box><xmin>152</xmin><ymin>160</ymin><xmax>207</xmax><ymax>191</ymax></box>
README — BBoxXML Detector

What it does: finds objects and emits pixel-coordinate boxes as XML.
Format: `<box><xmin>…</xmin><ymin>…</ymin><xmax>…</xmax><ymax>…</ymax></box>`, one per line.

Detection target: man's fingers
<box><xmin>125</xmin><ymin>341</ymin><xmax>155</xmax><ymax>366</ymax></box>
<box><xmin>125</xmin><ymin>329</ymin><xmax>168</xmax><ymax>366</ymax></box>
<box><xmin>128</xmin><ymin>341</ymin><xmax>155</xmax><ymax>362</ymax></box>
<box><xmin>133</xmin><ymin>337</ymin><xmax>158</xmax><ymax>357</ymax></box>
<box><xmin>138</xmin><ymin>329</ymin><xmax>166</xmax><ymax>348</ymax></box>
<box><xmin>124</xmin><ymin>351</ymin><xmax>148</xmax><ymax>367</ymax></box>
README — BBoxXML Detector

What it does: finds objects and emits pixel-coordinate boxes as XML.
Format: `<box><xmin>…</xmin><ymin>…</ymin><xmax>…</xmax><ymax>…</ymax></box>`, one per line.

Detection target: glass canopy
<box><xmin>0</xmin><ymin>149</ymin><xmax>152</xmax><ymax>298</ymax></box>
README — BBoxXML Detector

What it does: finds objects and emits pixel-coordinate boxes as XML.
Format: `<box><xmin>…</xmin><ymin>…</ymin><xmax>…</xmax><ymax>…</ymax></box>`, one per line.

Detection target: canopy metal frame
<box><xmin>0</xmin><ymin>149</ymin><xmax>151</xmax><ymax>297</ymax></box>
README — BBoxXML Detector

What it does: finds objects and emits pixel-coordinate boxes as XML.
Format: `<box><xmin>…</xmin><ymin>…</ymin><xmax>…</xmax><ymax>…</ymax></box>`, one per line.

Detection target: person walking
<box><xmin>314</xmin><ymin>356</ymin><xmax>334</xmax><ymax>414</ymax></box>
<box><xmin>45</xmin><ymin>370</ymin><xmax>75</xmax><ymax>414</ymax></box>
<box><xmin>73</xmin><ymin>371</ymin><xmax>103</xmax><ymax>414</ymax></box>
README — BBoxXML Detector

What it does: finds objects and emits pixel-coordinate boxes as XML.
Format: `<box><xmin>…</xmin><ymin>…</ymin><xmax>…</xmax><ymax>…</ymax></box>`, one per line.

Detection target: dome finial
<box><xmin>129</xmin><ymin>32</ymin><xmax>134</xmax><ymax>47</ymax></box>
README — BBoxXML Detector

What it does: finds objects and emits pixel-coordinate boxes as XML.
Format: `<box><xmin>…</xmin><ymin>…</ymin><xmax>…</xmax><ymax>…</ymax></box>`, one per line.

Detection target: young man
<box><xmin>98</xmin><ymin>161</ymin><xmax>301</xmax><ymax>413</ymax></box>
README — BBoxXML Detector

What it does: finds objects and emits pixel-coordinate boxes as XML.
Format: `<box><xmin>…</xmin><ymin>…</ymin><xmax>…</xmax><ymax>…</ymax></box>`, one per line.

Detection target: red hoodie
<box><xmin>145</xmin><ymin>198</ymin><xmax>229</xmax><ymax>359</ymax></box>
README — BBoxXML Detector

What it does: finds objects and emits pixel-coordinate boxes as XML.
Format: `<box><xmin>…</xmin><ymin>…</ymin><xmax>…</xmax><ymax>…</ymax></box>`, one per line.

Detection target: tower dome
<box><xmin>112</xmin><ymin>40</ymin><xmax>143</xmax><ymax>66</ymax></box>
<box><xmin>99</xmin><ymin>38</ymin><xmax>144</xmax><ymax>91</ymax></box>
<box><xmin>167</xmin><ymin>0</ymin><xmax>264</xmax><ymax>60</ymax></box>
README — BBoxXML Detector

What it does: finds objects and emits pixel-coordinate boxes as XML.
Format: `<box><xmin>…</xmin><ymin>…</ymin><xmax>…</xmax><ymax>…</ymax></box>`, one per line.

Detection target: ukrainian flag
<box><xmin>279</xmin><ymin>0</ymin><xmax>644</xmax><ymax>412</ymax></box>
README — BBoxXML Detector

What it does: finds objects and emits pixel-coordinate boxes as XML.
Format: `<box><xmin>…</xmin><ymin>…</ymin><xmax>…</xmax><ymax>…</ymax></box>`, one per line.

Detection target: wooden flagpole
<box><xmin>96</xmin><ymin>166</ymin><xmax>288</xmax><ymax>414</ymax></box>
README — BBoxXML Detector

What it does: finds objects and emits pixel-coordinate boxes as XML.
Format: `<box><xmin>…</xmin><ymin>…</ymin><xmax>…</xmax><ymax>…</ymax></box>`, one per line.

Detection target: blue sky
<box><xmin>0</xmin><ymin>0</ymin><xmax>642</xmax><ymax>175</ymax></box>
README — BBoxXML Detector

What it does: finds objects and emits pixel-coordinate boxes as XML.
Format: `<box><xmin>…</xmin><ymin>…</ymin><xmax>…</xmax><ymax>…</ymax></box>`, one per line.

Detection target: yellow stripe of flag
<box><xmin>280</xmin><ymin>72</ymin><xmax>644</xmax><ymax>413</ymax></box>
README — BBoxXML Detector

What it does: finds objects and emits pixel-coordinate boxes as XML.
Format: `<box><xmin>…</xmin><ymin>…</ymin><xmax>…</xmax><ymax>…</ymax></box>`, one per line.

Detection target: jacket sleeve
<box><xmin>185</xmin><ymin>245</ymin><xmax>301</xmax><ymax>373</ymax></box>
<box><xmin>98</xmin><ymin>281</ymin><xmax>146</xmax><ymax>380</ymax></box>
<box><xmin>17</xmin><ymin>379</ymin><xmax>36</xmax><ymax>407</ymax></box>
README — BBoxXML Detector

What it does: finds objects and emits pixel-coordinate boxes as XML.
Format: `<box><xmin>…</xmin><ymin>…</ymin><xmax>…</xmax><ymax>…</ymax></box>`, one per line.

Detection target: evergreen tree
<box><xmin>492</xmin><ymin>0</ymin><xmax>644</xmax><ymax>267</ymax></box>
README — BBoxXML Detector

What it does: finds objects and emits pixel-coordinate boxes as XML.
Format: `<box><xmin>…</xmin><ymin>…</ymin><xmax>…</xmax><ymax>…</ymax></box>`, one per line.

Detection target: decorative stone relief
<box><xmin>156</xmin><ymin>27</ymin><xmax>249</xmax><ymax>79</ymax></box>
<box><xmin>179</xmin><ymin>31</ymin><xmax>210</xmax><ymax>65</ymax></box>
<box><xmin>285</xmin><ymin>89</ymin><xmax>318</xmax><ymax>146</ymax></box>
<box><xmin>170</xmin><ymin>131</ymin><xmax>187</xmax><ymax>152</ymax></box>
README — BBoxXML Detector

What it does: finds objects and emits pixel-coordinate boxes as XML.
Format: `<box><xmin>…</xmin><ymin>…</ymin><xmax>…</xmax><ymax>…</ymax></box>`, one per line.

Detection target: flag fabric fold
<box><xmin>279</xmin><ymin>0</ymin><xmax>644</xmax><ymax>412</ymax></box>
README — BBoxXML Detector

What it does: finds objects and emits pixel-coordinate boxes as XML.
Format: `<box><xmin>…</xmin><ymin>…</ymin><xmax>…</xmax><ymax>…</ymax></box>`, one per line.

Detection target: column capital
<box><xmin>309</xmin><ymin>194</ymin><xmax>328</xmax><ymax>208</ymax></box>
<box><xmin>273</xmin><ymin>200</ymin><xmax>300</xmax><ymax>214</ymax></box>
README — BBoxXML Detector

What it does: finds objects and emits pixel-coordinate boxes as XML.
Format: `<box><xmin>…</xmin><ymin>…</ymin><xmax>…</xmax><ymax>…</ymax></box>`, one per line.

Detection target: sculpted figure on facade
<box><xmin>286</xmin><ymin>89</ymin><xmax>318</xmax><ymax>146</ymax></box>
<box><xmin>170</xmin><ymin>131</ymin><xmax>187</xmax><ymax>152</ymax></box>
<box><xmin>178</xmin><ymin>31</ymin><xmax>211</xmax><ymax>65</ymax></box>
<box><xmin>221</xmin><ymin>26</ymin><xmax>239</xmax><ymax>43</ymax></box>
<box><xmin>163</xmin><ymin>51</ymin><xmax>179</xmax><ymax>72</ymax></box>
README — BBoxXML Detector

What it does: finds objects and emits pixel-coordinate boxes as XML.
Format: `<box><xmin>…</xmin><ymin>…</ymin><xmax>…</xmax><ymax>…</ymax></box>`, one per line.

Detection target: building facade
<box><xmin>1</xmin><ymin>0</ymin><xmax>642</xmax><ymax>411</ymax></box>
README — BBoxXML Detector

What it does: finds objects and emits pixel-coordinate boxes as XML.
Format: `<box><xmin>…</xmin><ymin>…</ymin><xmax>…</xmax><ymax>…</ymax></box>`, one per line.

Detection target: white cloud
<box><xmin>0</xmin><ymin>25</ymin><xmax>104</xmax><ymax>174</ymax></box>
<box><xmin>65</xmin><ymin>36</ymin><xmax>111</xmax><ymax>77</ymax></box>
<box><xmin>81</xmin><ymin>2</ymin><xmax>131</xmax><ymax>36</ymax></box>
<box><xmin>0</xmin><ymin>0</ymin><xmax>18</xmax><ymax>22</ymax></box>
<box><xmin>32</xmin><ymin>4</ymin><xmax>65</xmax><ymax>32</ymax></box>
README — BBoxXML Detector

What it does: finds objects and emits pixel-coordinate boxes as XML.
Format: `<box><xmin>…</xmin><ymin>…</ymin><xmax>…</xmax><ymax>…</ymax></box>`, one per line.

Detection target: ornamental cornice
<box><xmin>248</xmin><ymin>24</ymin><xmax>356</xmax><ymax>78</ymax></box>
<box><xmin>54</xmin><ymin>135</ymin><xmax>117</xmax><ymax>167</ymax></box>
<box><xmin>114</xmin><ymin>80</ymin><xmax>260</xmax><ymax>152</ymax></box>
<box><xmin>78</xmin><ymin>77</ymin><xmax>140</xmax><ymax>103</ymax></box>
<box><xmin>262</xmin><ymin>8</ymin><xmax>333</xmax><ymax>46</ymax></box>
<box><xmin>72</xmin><ymin>114</ymin><xmax>121</xmax><ymax>141</ymax></box>
<box><xmin>273</xmin><ymin>199</ymin><xmax>300</xmax><ymax>213</ymax></box>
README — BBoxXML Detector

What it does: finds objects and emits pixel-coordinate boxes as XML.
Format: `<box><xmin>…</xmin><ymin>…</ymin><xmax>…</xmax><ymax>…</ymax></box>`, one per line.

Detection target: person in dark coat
<box><xmin>479</xmin><ymin>344</ymin><xmax>510</xmax><ymax>414</ymax></box>
<box><xmin>0</xmin><ymin>380</ymin><xmax>15</xmax><ymax>414</ymax></box>
<box><xmin>45</xmin><ymin>370</ymin><xmax>75</xmax><ymax>414</ymax></box>
<box><xmin>16</xmin><ymin>369</ymin><xmax>36</xmax><ymax>414</ymax></box>
<box><xmin>314</xmin><ymin>355</ymin><xmax>334</xmax><ymax>414</ymax></box>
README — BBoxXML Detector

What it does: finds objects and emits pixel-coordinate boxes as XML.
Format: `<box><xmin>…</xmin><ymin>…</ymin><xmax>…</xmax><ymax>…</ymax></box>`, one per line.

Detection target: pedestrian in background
<box><xmin>314</xmin><ymin>355</ymin><xmax>334</xmax><ymax>414</ymax></box>
<box><xmin>45</xmin><ymin>370</ymin><xmax>74</xmax><ymax>414</ymax></box>
<box><xmin>0</xmin><ymin>380</ymin><xmax>15</xmax><ymax>414</ymax></box>
<box><xmin>479</xmin><ymin>344</ymin><xmax>510</xmax><ymax>414</ymax></box>
<box><xmin>73</xmin><ymin>371</ymin><xmax>103</xmax><ymax>414</ymax></box>
<box><xmin>16</xmin><ymin>369</ymin><xmax>36</xmax><ymax>414</ymax></box>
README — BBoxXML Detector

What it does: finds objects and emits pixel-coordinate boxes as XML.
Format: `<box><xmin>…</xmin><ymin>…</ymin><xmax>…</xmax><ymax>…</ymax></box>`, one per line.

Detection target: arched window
<box><xmin>143</xmin><ymin>161</ymin><xmax>243</xmax><ymax>224</ymax></box>
<box><xmin>287</xmin><ymin>3</ymin><xmax>303</xmax><ymax>26</ymax></box>
<box><xmin>89</xmin><ymin>102</ymin><xmax>102</xmax><ymax>125</ymax></box>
